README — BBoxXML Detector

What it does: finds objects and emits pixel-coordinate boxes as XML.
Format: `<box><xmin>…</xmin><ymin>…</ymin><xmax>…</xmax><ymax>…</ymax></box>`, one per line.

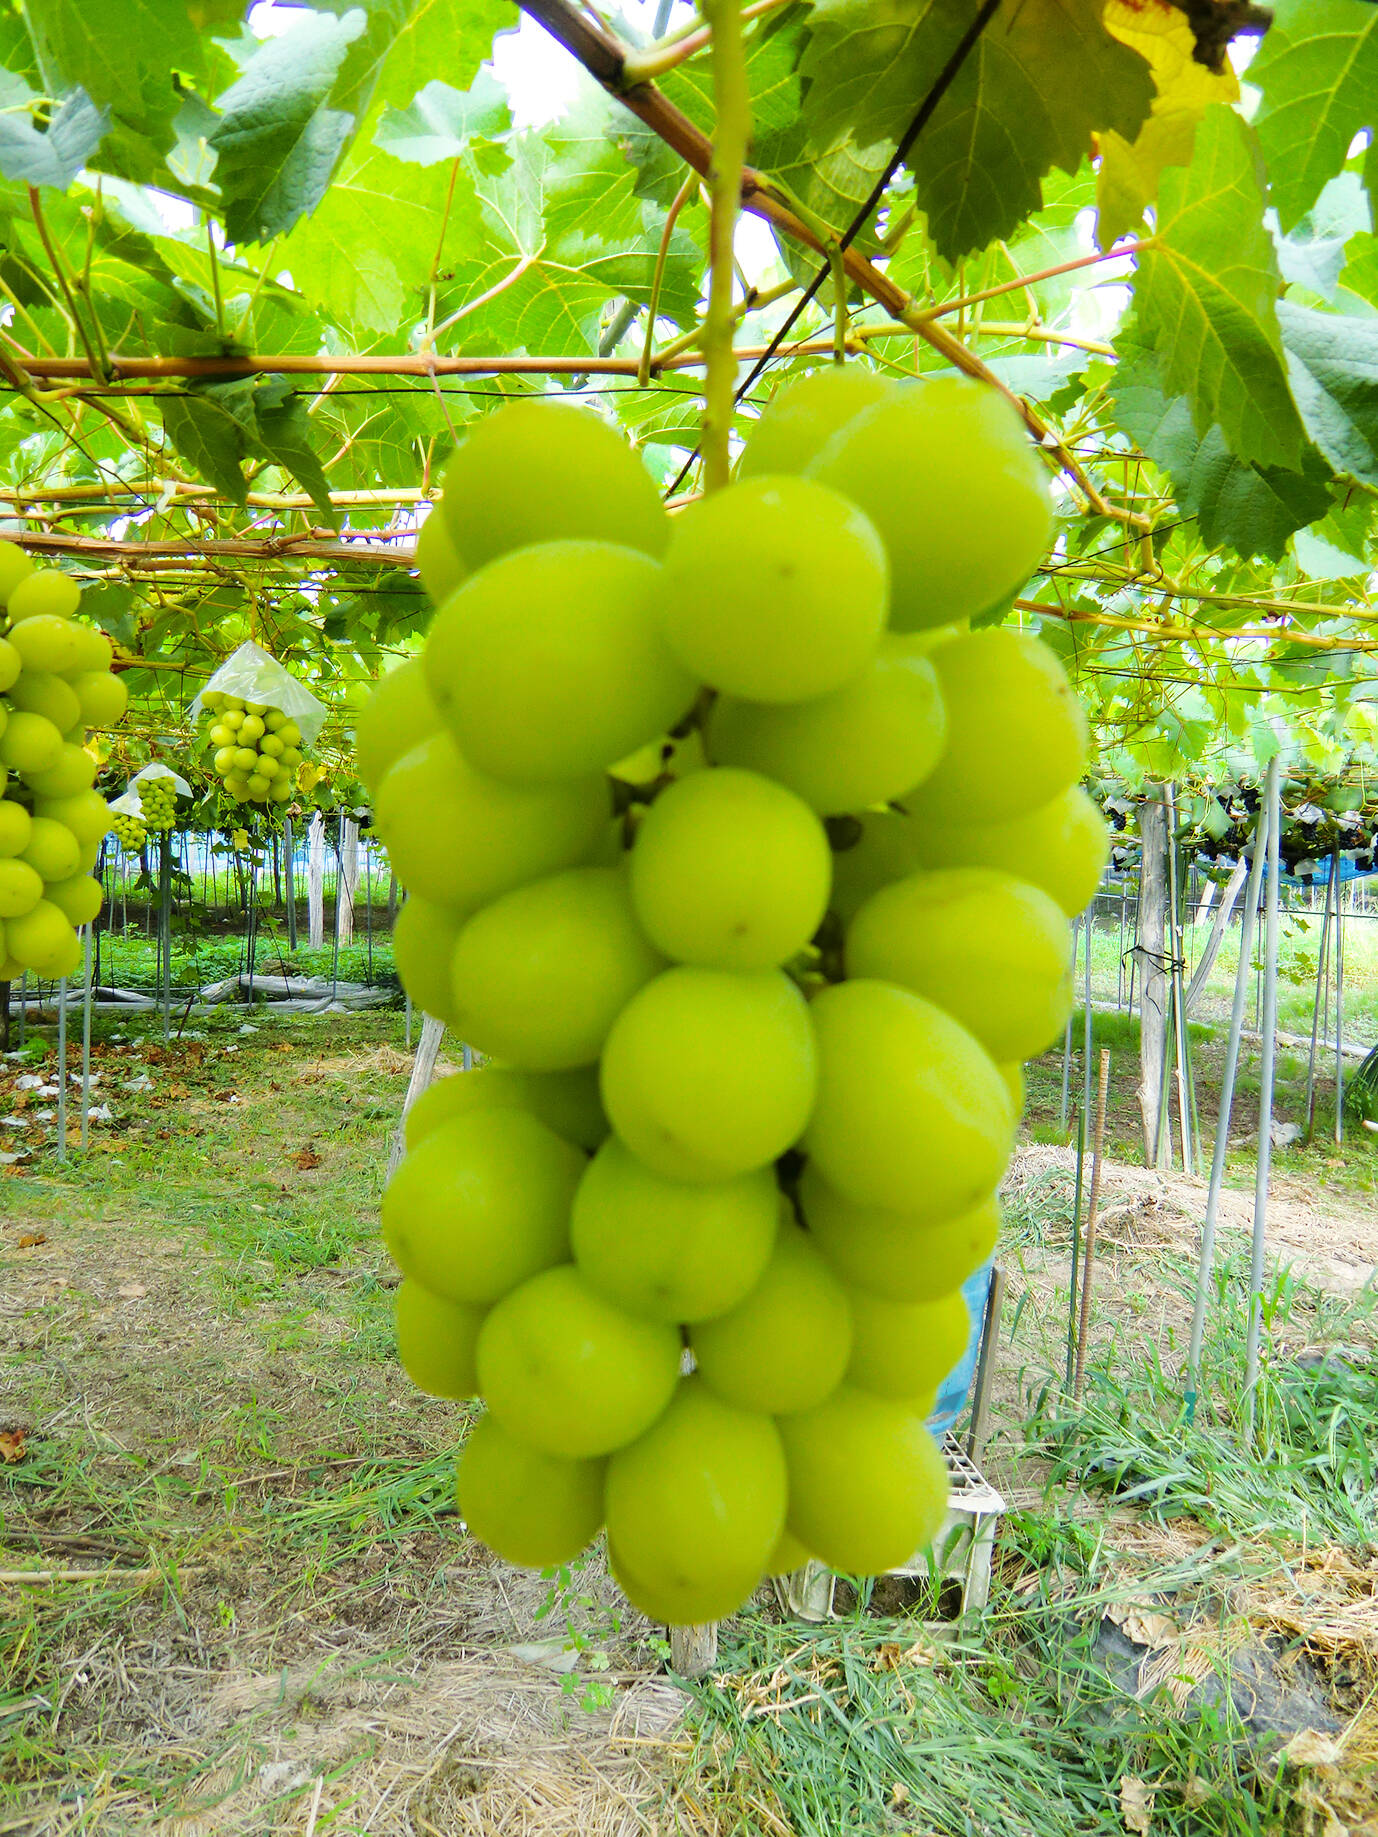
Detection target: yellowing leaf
<box><xmin>1098</xmin><ymin>0</ymin><xmax>1239</xmax><ymax>245</ymax></box>
<box><xmin>1119</xmin><ymin>1774</ymin><xmax>1154</xmax><ymax>1834</ymax></box>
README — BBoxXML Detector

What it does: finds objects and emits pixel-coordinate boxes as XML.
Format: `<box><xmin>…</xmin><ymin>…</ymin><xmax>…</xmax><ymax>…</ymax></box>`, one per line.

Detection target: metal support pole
<box><xmin>1184</xmin><ymin>797</ymin><xmax>1270</xmax><ymax>1421</ymax></box>
<box><xmin>80</xmin><ymin>926</ymin><xmax>92</xmax><ymax>1152</ymax></box>
<box><xmin>56</xmin><ymin>976</ymin><xmax>68</xmax><ymax>1161</ymax></box>
<box><xmin>1072</xmin><ymin>1052</ymin><xmax>1112</xmax><ymax>1403</ymax></box>
<box><xmin>1335</xmin><ymin>850</ymin><xmax>1346</xmax><ymax>1147</ymax></box>
<box><xmin>158</xmin><ymin>832</ymin><xmax>172</xmax><ymax>1043</ymax></box>
<box><xmin>1059</xmin><ymin>915</ymin><xmax>1077</xmax><ymax>1135</ymax></box>
<box><xmin>1243</xmin><ymin>757</ymin><xmax>1282</xmax><ymax>1425</ymax></box>
<box><xmin>1304</xmin><ymin>858</ymin><xmax>1336</xmax><ymax>1139</ymax></box>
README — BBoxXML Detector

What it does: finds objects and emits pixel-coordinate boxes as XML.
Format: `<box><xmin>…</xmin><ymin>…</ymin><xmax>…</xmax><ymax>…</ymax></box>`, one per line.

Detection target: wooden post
<box><xmin>388</xmin><ymin>1013</ymin><xmax>446</xmax><ymax>1176</ymax></box>
<box><xmin>308</xmin><ymin>813</ymin><xmax>325</xmax><ymax>949</ymax></box>
<box><xmin>670</xmin><ymin>1624</ymin><xmax>718</xmax><ymax>1676</ymax></box>
<box><xmin>336</xmin><ymin>814</ymin><xmax>360</xmax><ymax>946</ymax></box>
<box><xmin>1185</xmin><ymin>854</ymin><xmax>1249</xmax><ymax>1015</ymax></box>
<box><xmin>1134</xmin><ymin>788</ymin><xmax>1171</xmax><ymax>1169</ymax></box>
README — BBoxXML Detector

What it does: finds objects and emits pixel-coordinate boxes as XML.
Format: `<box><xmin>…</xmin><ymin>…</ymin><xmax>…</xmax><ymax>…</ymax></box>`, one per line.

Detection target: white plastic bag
<box><xmin>189</xmin><ymin>640</ymin><xmax>327</xmax><ymax>746</ymax></box>
<box><xmin>108</xmin><ymin>762</ymin><xmax>193</xmax><ymax>817</ymax></box>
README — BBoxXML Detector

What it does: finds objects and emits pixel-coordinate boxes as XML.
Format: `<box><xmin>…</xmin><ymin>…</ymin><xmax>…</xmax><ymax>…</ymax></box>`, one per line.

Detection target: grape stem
<box><xmin>701</xmin><ymin>0</ymin><xmax>750</xmax><ymax>493</ymax></box>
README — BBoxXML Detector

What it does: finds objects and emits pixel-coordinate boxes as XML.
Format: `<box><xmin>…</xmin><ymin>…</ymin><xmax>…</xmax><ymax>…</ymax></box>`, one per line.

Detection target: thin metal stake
<box><xmin>1072</xmin><ymin>1051</ymin><xmax>1112</xmax><ymax>1402</ymax></box>
<box><xmin>1334</xmin><ymin>849</ymin><xmax>1346</xmax><ymax>1147</ymax></box>
<box><xmin>1184</xmin><ymin>802</ymin><xmax>1270</xmax><ymax>1421</ymax></box>
<box><xmin>1304</xmin><ymin>856</ymin><xmax>1336</xmax><ymax>1139</ymax></box>
<box><xmin>1243</xmin><ymin>756</ymin><xmax>1282</xmax><ymax>1426</ymax></box>
<box><xmin>1059</xmin><ymin>914</ymin><xmax>1078</xmax><ymax>1135</ymax></box>
<box><xmin>56</xmin><ymin>976</ymin><xmax>68</xmax><ymax>1161</ymax></box>
<box><xmin>80</xmin><ymin>926</ymin><xmax>92</xmax><ymax>1151</ymax></box>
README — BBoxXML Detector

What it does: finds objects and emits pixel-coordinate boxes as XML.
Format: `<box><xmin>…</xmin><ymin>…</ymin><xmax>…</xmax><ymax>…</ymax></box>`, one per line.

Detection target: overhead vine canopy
<box><xmin>0</xmin><ymin>0</ymin><xmax>1376</xmax><ymax>791</ymax></box>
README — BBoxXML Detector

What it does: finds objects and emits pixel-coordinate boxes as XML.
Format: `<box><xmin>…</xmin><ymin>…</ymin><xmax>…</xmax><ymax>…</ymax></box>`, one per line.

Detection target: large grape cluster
<box><xmin>201</xmin><ymin>692</ymin><xmax>303</xmax><ymax>804</ymax></box>
<box><xmin>0</xmin><ymin>542</ymin><xmax>125</xmax><ymax>979</ymax></box>
<box><xmin>137</xmin><ymin>774</ymin><xmax>179</xmax><ymax>833</ymax></box>
<box><xmin>111</xmin><ymin>810</ymin><xmax>147</xmax><ymax>852</ymax></box>
<box><xmin>363</xmin><ymin>382</ymin><xmax>1107</xmax><ymax>1627</ymax></box>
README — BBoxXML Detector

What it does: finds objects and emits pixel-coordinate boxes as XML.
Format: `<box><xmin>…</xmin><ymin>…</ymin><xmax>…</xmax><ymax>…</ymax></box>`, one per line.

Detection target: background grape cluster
<box><xmin>0</xmin><ymin>541</ymin><xmax>127</xmax><ymax>979</ymax></box>
<box><xmin>111</xmin><ymin>810</ymin><xmax>147</xmax><ymax>852</ymax></box>
<box><xmin>362</xmin><ymin>385</ymin><xmax>1108</xmax><ymax>1626</ymax></box>
<box><xmin>201</xmin><ymin>693</ymin><xmax>304</xmax><ymax>804</ymax></box>
<box><xmin>136</xmin><ymin>774</ymin><xmax>179</xmax><ymax>833</ymax></box>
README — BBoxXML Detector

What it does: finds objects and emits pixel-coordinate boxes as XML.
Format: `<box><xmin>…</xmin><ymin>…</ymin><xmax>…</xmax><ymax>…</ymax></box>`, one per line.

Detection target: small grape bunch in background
<box><xmin>137</xmin><ymin>773</ymin><xmax>179</xmax><ymax>832</ymax></box>
<box><xmin>202</xmin><ymin>693</ymin><xmax>303</xmax><ymax>805</ymax></box>
<box><xmin>111</xmin><ymin>810</ymin><xmax>147</xmax><ymax>852</ymax></box>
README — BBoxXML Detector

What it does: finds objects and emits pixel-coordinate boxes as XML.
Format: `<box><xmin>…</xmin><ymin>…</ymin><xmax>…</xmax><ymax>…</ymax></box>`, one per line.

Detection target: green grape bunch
<box><xmin>360</xmin><ymin>386</ymin><xmax>1108</xmax><ymax>1625</ymax></box>
<box><xmin>200</xmin><ymin>690</ymin><xmax>304</xmax><ymax>805</ymax></box>
<box><xmin>111</xmin><ymin>811</ymin><xmax>147</xmax><ymax>852</ymax></box>
<box><xmin>0</xmin><ymin>540</ymin><xmax>126</xmax><ymax>981</ymax></box>
<box><xmin>136</xmin><ymin>774</ymin><xmax>179</xmax><ymax>833</ymax></box>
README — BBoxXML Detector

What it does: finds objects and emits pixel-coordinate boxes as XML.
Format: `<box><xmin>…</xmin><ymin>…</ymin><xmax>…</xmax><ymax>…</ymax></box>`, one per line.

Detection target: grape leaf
<box><xmin>1250</xmin><ymin>0</ymin><xmax>1378</xmax><ymax>235</ymax></box>
<box><xmin>210</xmin><ymin>9</ymin><xmax>368</xmax><ymax>245</ymax></box>
<box><xmin>252</xmin><ymin>378</ymin><xmax>337</xmax><ymax>524</ymax></box>
<box><xmin>376</xmin><ymin>73</ymin><xmax>512</xmax><ymax>166</ymax></box>
<box><xmin>1095</xmin><ymin>0</ymin><xmax>1238</xmax><ymax>247</ymax></box>
<box><xmin>160</xmin><ymin>378</ymin><xmax>338</xmax><ymax>514</ymax></box>
<box><xmin>0</xmin><ymin>88</ymin><xmax>109</xmax><ymax>191</ymax></box>
<box><xmin>161</xmin><ymin>388</ymin><xmax>252</xmax><ymax>504</ymax></box>
<box><xmin>1112</xmin><ymin>344</ymin><xmax>1332</xmax><ymax>560</ymax></box>
<box><xmin>21</xmin><ymin>0</ymin><xmax>203</xmax><ymax>156</ymax></box>
<box><xmin>1278</xmin><ymin>299</ymin><xmax>1378</xmax><ymax>489</ymax></box>
<box><xmin>792</xmin><ymin>0</ymin><xmax>1154</xmax><ymax>258</ymax></box>
<box><xmin>1132</xmin><ymin>104</ymin><xmax>1306</xmax><ymax>472</ymax></box>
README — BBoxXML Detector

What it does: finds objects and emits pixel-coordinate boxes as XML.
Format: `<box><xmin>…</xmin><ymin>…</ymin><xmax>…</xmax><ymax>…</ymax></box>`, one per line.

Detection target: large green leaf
<box><xmin>160</xmin><ymin>377</ymin><xmax>338</xmax><ymax>511</ymax></box>
<box><xmin>1112</xmin><ymin>345</ymin><xmax>1332</xmax><ymax>560</ymax></box>
<box><xmin>1278</xmin><ymin>299</ymin><xmax>1378</xmax><ymax>490</ymax></box>
<box><xmin>210</xmin><ymin>9</ymin><xmax>367</xmax><ymax>245</ymax></box>
<box><xmin>0</xmin><ymin>87</ymin><xmax>109</xmax><ymax>190</ymax></box>
<box><xmin>1132</xmin><ymin>104</ymin><xmax>1306</xmax><ymax>472</ymax></box>
<box><xmin>22</xmin><ymin>0</ymin><xmax>204</xmax><ymax>157</ymax></box>
<box><xmin>1250</xmin><ymin>0</ymin><xmax>1378</xmax><ymax>235</ymax></box>
<box><xmin>791</xmin><ymin>0</ymin><xmax>1153</xmax><ymax>258</ymax></box>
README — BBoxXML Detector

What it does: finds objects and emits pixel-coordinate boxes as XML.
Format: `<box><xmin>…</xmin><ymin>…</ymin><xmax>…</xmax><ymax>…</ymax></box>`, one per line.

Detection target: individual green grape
<box><xmin>476</xmin><ymin>1264</ymin><xmax>681</xmax><ymax>1458</ymax></box>
<box><xmin>239</xmin><ymin>715</ymin><xmax>265</xmax><ymax>744</ymax></box>
<box><xmin>0</xmin><ymin>800</ymin><xmax>32</xmax><ymax>857</ymax></box>
<box><xmin>571</xmin><ymin>1136</ymin><xmax>779</xmax><ymax>1323</ymax></box>
<box><xmin>392</xmin><ymin>895</ymin><xmax>464</xmax><ymax>1026</ymax></box>
<box><xmin>437</xmin><ymin>402</ymin><xmax>670</xmax><ymax>570</ymax></box>
<box><xmin>657</xmin><ymin>477</ymin><xmax>886</xmax><ymax>703</ymax></box>
<box><xmin>6</xmin><ymin>568</ymin><xmax>81</xmax><ymax>623</ymax></box>
<box><xmin>806</xmin><ymin>377</ymin><xmax>1053</xmax><ymax>630</ymax></box>
<box><xmin>629</xmin><ymin>769</ymin><xmax>830</xmax><ymax>971</ymax></box>
<box><xmin>690</xmin><ymin>1222</ymin><xmax>852</xmax><ymax>1414</ymax></box>
<box><xmin>41</xmin><ymin>873</ymin><xmax>102</xmax><ymax>927</ymax></box>
<box><xmin>902</xmin><ymin>630</ymin><xmax>1088</xmax><ymax>824</ymax></box>
<box><xmin>232</xmin><ymin>747</ymin><xmax>258</xmax><ymax>773</ymax></box>
<box><xmin>600</xmin><ymin>967</ymin><xmax>817</xmax><ymax>1182</ymax></box>
<box><xmin>844</xmin><ymin>1286</ymin><xmax>969</xmax><ymax>1402</ymax></box>
<box><xmin>450</xmin><ymin>867</ymin><xmax>665</xmax><ymax>1070</ymax></box>
<box><xmin>799</xmin><ymin>1167</ymin><xmax>1000</xmax><ymax>1303</ymax></box>
<box><xmin>395</xmin><ymin>1277</ymin><xmax>483</xmax><ymax>1399</ymax></box>
<box><xmin>20</xmin><ymin>818</ymin><xmax>80</xmax><ymax>883</ymax></box>
<box><xmin>264</xmin><ymin>709</ymin><xmax>284</xmax><ymax>732</ymax></box>
<box><xmin>765</xmin><ymin>1528</ymin><xmax>816</xmax><ymax>1577</ymax></box>
<box><xmin>208</xmin><ymin>723</ymin><xmax>235</xmax><ymax>750</ymax></box>
<box><xmin>259</xmin><ymin>733</ymin><xmax>284</xmax><ymax>759</ymax></box>
<box><xmin>906</xmin><ymin>785</ymin><xmax>1109</xmax><ymax>918</ymax></box>
<box><xmin>381</xmin><ymin>1108</ymin><xmax>582</xmax><ymax>1306</ymax></box>
<box><xmin>0</xmin><ymin>711</ymin><xmax>63</xmax><ymax>775</ymax></box>
<box><xmin>827</xmin><ymin>812</ymin><xmax>924</xmax><ymax>925</ymax></box>
<box><xmin>737</xmin><ymin>368</ymin><xmax>895</xmax><ymax>480</ymax></box>
<box><xmin>278</xmin><ymin>720</ymin><xmax>301</xmax><ymax>748</ymax></box>
<box><xmin>0</xmin><ymin>857</ymin><xmax>43</xmax><ymax>917</ymax></box>
<box><xmin>8</xmin><ymin>614</ymin><xmax>89</xmax><ymax>674</ymax></box>
<box><xmin>779</xmin><ymin>1386</ymin><xmax>949</xmax><ymax>1576</ymax></box>
<box><xmin>35</xmin><ymin>789</ymin><xmax>111</xmax><ymax>848</ymax></box>
<box><xmin>707</xmin><ymin>636</ymin><xmax>948</xmax><ymax>816</ymax></box>
<box><xmin>222</xmin><ymin>708</ymin><xmax>245</xmax><ymax>731</ymax></box>
<box><xmin>244</xmin><ymin>699</ymin><xmax>268</xmax><ymax>716</ymax></box>
<box><xmin>415</xmin><ymin>505</ymin><xmax>467</xmax><ymax>603</ymax></box>
<box><xmin>373</xmin><ymin>732</ymin><xmax>607</xmax><ymax>914</ymax></box>
<box><xmin>221</xmin><ymin>775</ymin><xmax>249</xmax><ymax>802</ymax></box>
<box><xmin>23</xmin><ymin>744</ymin><xmax>96</xmax><ymax>800</ymax></box>
<box><xmin>425</xmin><ymin>542</ymin><xmax>695</xmax><ymax>784</ymax></box>
<box><xmin>405</xmin><ymin>1064</ymin><xmax>607</xmax><ymax>1154</ymax></box>
<box><xmin>458</xmin><ymin>1413</ymin><xmax>606</xmax><ymax>1568</ymax></box>
<box><xmin>8</xmin><ymin>670</ymin><xmax>80</xmax><ymax>734</ymax></box>
<box><xmin>605</xmin><ymin>1376</ymin><xmax>786</xmax><ymax>1626</ymax></box>
<box><xmin>847</xmin><ymin>867</ymin><xmax>1073</xmax><ymax>1061</ymax></box>
<box><xmin>0</xmin><ymin>539</ymin><xmax>33</xmax><ymax>602</ymax></box>
<box><xmin>0</xmin><ymin>637</ymin><xmax>18</xmax><ymax>692</ymax></box>
<box><xmin>213</xmin><ymin>747</ymin><xmax>238</xmax><ymax>776</ymax></box>
<box><xmin>6</xmin><ymin>898</ymin><xmax>81</xmax><ymax>976</ymax></box>
<box><xmin>803</xmin><ymin>979</ymin><xmax>1013</xmax><ymax>1220</ymax></box>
